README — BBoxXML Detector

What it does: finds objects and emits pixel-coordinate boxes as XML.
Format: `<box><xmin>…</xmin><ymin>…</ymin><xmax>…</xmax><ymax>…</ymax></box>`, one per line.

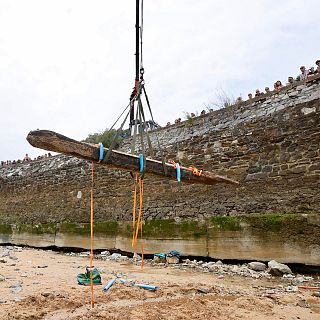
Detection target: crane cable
<box><xmin>139</xmin><ymin>0</ymin><xmax>144</xmax><ymax>77</ymax></box>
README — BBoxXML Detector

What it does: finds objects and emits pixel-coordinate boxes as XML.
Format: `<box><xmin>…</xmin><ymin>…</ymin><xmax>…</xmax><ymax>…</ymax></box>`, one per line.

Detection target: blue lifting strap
<box><xmin>176</xmin><ymin>163</ymin><xmax>181</xmax><ymax>182</ymax></box>
<box><xmin>139</xmin><ymin>153</ymin><xmax>144</xmax><ymax>173</ymax></box>
<box><xmin>98</xmin><ymin>143</ymin><xmax>104</xmax><ymax>162</ymax></box>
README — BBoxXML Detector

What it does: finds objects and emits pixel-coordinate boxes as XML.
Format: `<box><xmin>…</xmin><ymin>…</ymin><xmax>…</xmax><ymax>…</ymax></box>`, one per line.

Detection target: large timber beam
<box><xmin>26</xmin><ymin>130</ymin><xmax>239</xmax><ymax>186</ymax></box>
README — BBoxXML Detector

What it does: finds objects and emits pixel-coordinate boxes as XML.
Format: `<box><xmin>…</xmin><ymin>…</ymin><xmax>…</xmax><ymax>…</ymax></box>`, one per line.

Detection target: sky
<box><xmin>0</xmin><ymin>0</ymin><xmax>319</xmax><ymax>161</ymax></box>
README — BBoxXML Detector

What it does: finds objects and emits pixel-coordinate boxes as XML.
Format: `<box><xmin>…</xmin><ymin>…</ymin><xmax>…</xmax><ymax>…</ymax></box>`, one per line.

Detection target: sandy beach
<box><xmin>0</xmin><ymin>246</ymin><xmax>319</xmax><ymax>320</ymax></box>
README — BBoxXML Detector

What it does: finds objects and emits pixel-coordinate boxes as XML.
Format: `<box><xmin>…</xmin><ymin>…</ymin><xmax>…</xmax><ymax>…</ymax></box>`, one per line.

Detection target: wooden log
<box><xmin>26</xmin><ymin>130</ymin><xmax>239</xmax><ymax>186</ymax></box>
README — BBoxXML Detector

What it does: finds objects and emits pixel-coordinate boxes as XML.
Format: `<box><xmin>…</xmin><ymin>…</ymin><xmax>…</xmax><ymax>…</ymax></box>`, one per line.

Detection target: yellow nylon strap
<box><xmin>90</xmin><ymin>161</ymin><xmax>95</xmax><ymax>308</ymax></box>
<box><xmin>132</xmin><ymin>175</ymin><xmax>144</xmax><ymax>268</ymax></box>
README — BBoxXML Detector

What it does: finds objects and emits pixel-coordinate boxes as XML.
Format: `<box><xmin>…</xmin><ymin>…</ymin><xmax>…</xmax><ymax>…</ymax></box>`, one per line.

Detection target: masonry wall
<box><xmin>0</xmin><ymin>77</ymin><xmax>319</xmax><ymax>225</ymax></box>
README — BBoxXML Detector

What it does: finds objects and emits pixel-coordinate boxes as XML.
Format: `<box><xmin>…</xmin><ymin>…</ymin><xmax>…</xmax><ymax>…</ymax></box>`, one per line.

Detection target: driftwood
<box><xmin>26</xmin><ymin>130</ymin><xmax>239</xmax><ymax>186</ymax></box>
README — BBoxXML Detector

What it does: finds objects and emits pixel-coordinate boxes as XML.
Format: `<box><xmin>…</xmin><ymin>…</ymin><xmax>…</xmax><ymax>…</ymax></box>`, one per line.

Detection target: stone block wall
<box><xmin>0</xmin><ymin>77</ymin><xmax>319</xmax><ymax>224</ymax></box>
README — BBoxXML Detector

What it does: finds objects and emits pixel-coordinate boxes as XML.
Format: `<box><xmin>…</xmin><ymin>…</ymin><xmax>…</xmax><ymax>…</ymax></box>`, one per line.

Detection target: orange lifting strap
<box><xmin>90</xmin><ymin>161</ymin><xmax>95</xmax><ymax>308</ymax></box>
<box><xmin>169</xmin><ymin>160</ymin><xmax>203</xmax><ymax>177</ymax></box>
<box><xmin>189</xmin><ymin>166</ymin><xmax>203</xmax><ymax>177</ymax></box>
<box><xmin>131</xmin><ymin>172</ymin><xmax>144</xmax><ymax>268</ymax></box>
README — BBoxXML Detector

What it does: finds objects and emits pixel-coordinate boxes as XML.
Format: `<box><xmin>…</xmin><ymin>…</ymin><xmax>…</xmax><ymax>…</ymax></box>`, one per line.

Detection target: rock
<box><xmin>248</xmin><ymin>262</ymin><xmax>267</xmax><ymax>271</ymax></box>
<box><xmin>109</xmin><ymin>253</ymin><xmax>122</xmax><ymax>260</ymax></box>
<box><xmin>197</xmin><ymin>288</ymin><xmax>210</xmax><ymax>294</ymax></box>
<box><xmin>166</xmin><ymin>256</ymin><xmax>179</xmax><ymax>264</ymax></box>
<box><xmin>100</xmin><ymin>251</ymin><xmax>110</xmax><ymax>256</ymax></box>
<box><xmin>208</xmin><ymin>264</ymin><xmax>221</xmax><ymax>272</ymax></box>
<box><xmin>203</xmin><ymin>262</ymin><xmax>215</xmax><ymax>268</ymax></box>
<box><xmin>266</xmin><ymin>289</ymin><xmax>276</xmax><ymax>294</ymax></box>
<box><xmin>10</xmin><ymin>283</ymin><xmax>22</xmax><ymax>293</ymax></box>
<box><xmin>296</xmin><ymin>299</ymin><xmax>309</xmax><ymax>308</ymax></box>
<box><xmin>294</xmin><ymin>276</ymin><xmax>313</xmax><ymax>284</ymax></box>
<box><xmin>154</xmin><ymin>255</ymin><xmax>166</xmax><ymax>263</ymax></box>
<box><xmin>41</xmin><ymin>292</ymin><xmax>52</xmax><ymax>297</ymax></box>
<box><xmin>282</xmin><ymin>274</ymin><xmax>295</xmax><ymax>279</ymax></box>
<box><xmin>231</xmin><ymin>265</ymin><xmax>240</xmax><ymax>273</ymax></box>
<box><xmin>216</xmin><ymin>260</ymin><xmax>223</xmax><ymax>266</ymax></box>
<box><xmin>286</xmin><ymin>285</ymin><xmax>298</xmax><ymax>292</ymax></box>
<box><xmin>268</xmin><ymin>260</ymin><xmax>292</xmax><ymax>276</ymax></box>
<box><xmin>0</xmin><ymin>250</ymin><xmax>9</xmax><ymax>258</ymax></box>
<box><xmin>0</xmin><ymin>274</ymin><xmax>5</xmax><ymax>282</ymax></box>
<box><xmin>0</xmin><ymin>259</ymin><xmax>7</xmax><ymax>263</ymax></box>
<box><xmin>119</xmin><ymin>255</ymin><xmax>129</xmax><ymax>261</ymax></box>
<box><xmin>133</xmin><ymin>253</ymin><xmax>141</xmax><ymax>261</ymax></box>
<box><xmin>79</xmin><ymin>252</ymin><xmax>90</xmax><ymax>257</ymax></box>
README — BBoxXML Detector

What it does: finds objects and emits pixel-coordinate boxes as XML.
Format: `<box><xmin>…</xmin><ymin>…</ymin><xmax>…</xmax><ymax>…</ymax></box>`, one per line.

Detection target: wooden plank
<box><xmin>26</xmin><ymin>130</ymin><xmax>239</xmax><ymax>186</ymax></box>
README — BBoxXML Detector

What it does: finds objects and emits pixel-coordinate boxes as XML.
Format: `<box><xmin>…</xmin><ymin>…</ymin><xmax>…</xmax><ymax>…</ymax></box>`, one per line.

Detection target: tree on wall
<box><xmin>204</xmin><ymin>87</ymin><xmax>236</xmax><ymax>110</ymax></box>
<box><xmin>83</xmin><ymin>128</ymin><xmax>130</xmax><ymax>149</ymax></box>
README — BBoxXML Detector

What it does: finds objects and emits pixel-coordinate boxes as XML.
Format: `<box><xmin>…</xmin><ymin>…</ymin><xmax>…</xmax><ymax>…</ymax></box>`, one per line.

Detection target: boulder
<box><xmin>153</xmin><ymin>255</ymin><xmax>166</xmax><ymax>263</ymax></box>
<box><xmin>109</xmin><ymin>253</ymin><xmax>122</xmax><ymax>260</ymax></box>
<box><xmin>268</xmin><ymin>260</ymin><xmax>292</xmax><ymax>276</ymax></box>
<box><xmin>166</xmin><ymin>256</ymin><xmax>179</xmax><ymax>264</ymax></box>
<box><xmin>248</xmin><ymin>262</ymin><xmax>267</xmax><ymax>271</ymax></box>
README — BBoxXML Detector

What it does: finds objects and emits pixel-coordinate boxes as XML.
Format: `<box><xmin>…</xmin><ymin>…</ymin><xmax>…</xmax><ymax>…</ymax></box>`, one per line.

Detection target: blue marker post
<box><xmin>103</xmin><ymin>278</ymin><xmax>116</xmax><ymax>293</ymax></box>
<box><xmin>133</xmin><ymin>283</ymin><xmax>158</xmax><ymax>291</ymax></box>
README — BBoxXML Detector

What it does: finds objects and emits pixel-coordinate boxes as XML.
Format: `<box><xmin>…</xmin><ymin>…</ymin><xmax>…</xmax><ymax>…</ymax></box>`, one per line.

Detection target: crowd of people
<box><xmin>247</xmin><ymin>60</ymin><xmax>320</xmax><ymax>100</ymax></box>
<box><xmin>0</xmin><ymin>153</ymin><xmax>52</xmax><ymax>168</ymax></box>
<box><xmin>167</xmin><ymin>110</ymin><xmax>208</xmax><ymax>126</ymax></box>
<box><xmin>165</xmin><ymin>59</ymin><xmax>320</xmax><ymax>127</ymax></box>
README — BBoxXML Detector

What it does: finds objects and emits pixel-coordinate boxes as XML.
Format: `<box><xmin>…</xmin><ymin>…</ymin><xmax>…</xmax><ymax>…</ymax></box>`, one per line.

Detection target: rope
<box><xmin>130</xmin><ymin>103</ymin><xmax>140</xmax><ymax>154</ymax></box>
<box><xmin>131</xmin><ymin>173</ymin><xmax>144</xmax><ymax>268</ymax></box>
<box><xmin>137</xmin><ymin>94</ymin><xmax>154</xmax><ymax>157</ymax></box>
<box><xmin>132</xmin><ymin>173</ymin><xmax>138</xmax><ymax>248</ymax></box>
<box><xmin>104</xmin><ymin>107</ymin><xmax>131</xmax><ymax>163</ymax></box>
<box><xmin>169</xmin><ymin>160</ymin><xmax>203</xmax><ymax>179</ymax></box>
<box><xmin>107</xmin><ymin>102</ymin><xmax>131</xmax><ymax>133</ymax></box>
<box><xmin>90</xmin><ymin>161</ymin><xmax>95</xmax><ymax>308</ymax></box>
<box><xmin>142</xmin><ymin>85</ymin><xmax>168</xmax><ymax>175</ymax></box>
<box><xmin>138</xmin><ymin>96</ymin><xmax>146</xmax><ymax>179</ymax></box>
<box><xmin>139</xmin><ymin>178</ymin><xmax>144</xmax><ymax>268</ymax></box>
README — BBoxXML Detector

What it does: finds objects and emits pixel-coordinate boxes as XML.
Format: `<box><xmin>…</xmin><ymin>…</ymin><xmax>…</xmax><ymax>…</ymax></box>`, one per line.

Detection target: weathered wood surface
<box><xmin>26</xmin><ymin>130</ymin><xmax>239</xmax><ymax>185</ymax></box>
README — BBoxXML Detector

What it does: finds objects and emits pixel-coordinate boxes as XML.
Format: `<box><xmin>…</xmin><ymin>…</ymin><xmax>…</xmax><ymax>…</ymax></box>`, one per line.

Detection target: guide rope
<box><xmin>90</xmin><ymin>161</ymin><xmax>95</xmax><ymax>308</ymax></box>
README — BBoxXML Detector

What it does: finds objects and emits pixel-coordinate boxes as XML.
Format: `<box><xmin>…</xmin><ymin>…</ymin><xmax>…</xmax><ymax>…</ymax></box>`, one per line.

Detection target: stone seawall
<box><xmin>0</xmin><ymin>76</ymin><xmax>319</xmax><ymax>264</ymax></box>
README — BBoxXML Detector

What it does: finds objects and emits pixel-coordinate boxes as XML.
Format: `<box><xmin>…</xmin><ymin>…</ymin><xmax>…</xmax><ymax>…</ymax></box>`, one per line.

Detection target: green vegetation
<box><xmin>0</xmin><ymin>224</ymin><xmax>12</xmax><ymax>234</ymax></box>
<box><xmin>14</xmin><ymin>224</ymin><xmax>56</xmax><ymax>235</ymax></box>
<box><xmin>83</xmin><ymin>128</ymin><xmax>130</xmax><ymax>148</ymax></box>
<box><xmin>210</xmin><ymin>216</ymin><xmax>241</xmax><ymax>231</ymax></box>
<box><xmin>142</xmin><ymin>219</ymin><xmax>206</xmax><ymax>238</ymax></box>
<box><xmin>0</xmin><ymin>215</ymin><xmax>315</xmax><ymax>244</ymax></box>
<box><xmin>204</xmin><ymin>88</ymin><xmax>237</xmax><ymax>110</ymax></box>
<box><xmin>243</xmin><ymin>214</ymin><xmax>302</xmax><ymax>232</ymax></box>
<box><xmin>58</xmin><ymin>222</ymin><xmax>118</xmax><ymax>236</ymax></box>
